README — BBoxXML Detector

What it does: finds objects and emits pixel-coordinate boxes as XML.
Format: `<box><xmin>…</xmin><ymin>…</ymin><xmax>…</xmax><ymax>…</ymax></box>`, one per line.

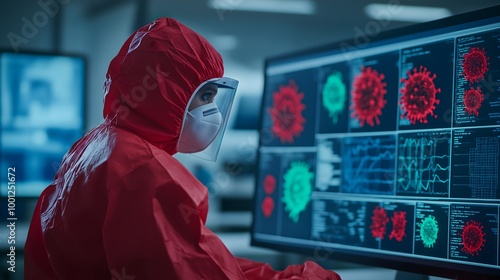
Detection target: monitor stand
<box><xmin>395</xmin><ymin>271</ymin><xmax>430</xmax><ymax>280</ymax></box>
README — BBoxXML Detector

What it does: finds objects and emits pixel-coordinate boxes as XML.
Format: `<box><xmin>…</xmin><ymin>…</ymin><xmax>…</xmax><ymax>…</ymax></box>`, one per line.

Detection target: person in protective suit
<box><xmin>24</xmin><ymin>18</ymin><xmax>342</xmax><ymax>280</ymax></box>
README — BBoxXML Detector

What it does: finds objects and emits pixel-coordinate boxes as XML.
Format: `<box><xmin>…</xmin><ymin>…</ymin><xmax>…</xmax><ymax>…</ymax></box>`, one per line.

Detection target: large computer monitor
<box><xmin>0</xmin><ymin>51</ymin><xmax>86</xmax><ymax>197</ymax></box>
<box><xmin>251</xmin><ymin>5</ymin><xmax>500</xmax><ymax>280</ymax></box>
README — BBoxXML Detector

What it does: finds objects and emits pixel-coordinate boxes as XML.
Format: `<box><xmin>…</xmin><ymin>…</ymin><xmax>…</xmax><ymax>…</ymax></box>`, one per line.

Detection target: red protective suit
<box><xmin>24</xmin><ymin>18</ymin><xmax>341</xmax><ymax>280</ymax></box>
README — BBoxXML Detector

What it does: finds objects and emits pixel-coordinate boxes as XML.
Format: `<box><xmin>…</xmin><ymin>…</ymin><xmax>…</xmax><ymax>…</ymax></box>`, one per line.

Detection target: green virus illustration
<box><xmin>282</xmin><ymin>161</ymin><xmax>314</xmax><ymax>223</ymax></box>
<box><xmin>322</xmin><ymin>72</ymin><xmax>346</xmax><ymax>124</ymax></box>
<box><xmin>418</xmin><ymin>215</ymin><xmax>439</xmax><ymax>248</ymax></box>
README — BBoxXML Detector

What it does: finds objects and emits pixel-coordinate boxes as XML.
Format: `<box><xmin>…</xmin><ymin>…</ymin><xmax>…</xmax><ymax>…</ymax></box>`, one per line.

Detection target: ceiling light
<box><xmin>208</xmin><ymin>0</ymin><xmax>316</xmax><ymax>15</ymax></box>
<box><xmin>365</xmin><ymin>4</ymin><xmax>452</xmax><ymax>23</ymax></box>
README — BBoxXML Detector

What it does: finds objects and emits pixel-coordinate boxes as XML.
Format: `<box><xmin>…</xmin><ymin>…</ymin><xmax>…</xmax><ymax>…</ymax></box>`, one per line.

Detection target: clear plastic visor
<box><xmin>177</xmin><ymin>77</ymin><xmax>238</xmax><ymax>161</ymax></box>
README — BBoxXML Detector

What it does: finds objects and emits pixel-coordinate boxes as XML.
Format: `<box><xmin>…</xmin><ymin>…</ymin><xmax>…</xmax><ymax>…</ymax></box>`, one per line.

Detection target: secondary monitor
<box><xmin>0</xmin><ymin>51</ymin><xmax>86</xmax><ymax>197</ymax></box>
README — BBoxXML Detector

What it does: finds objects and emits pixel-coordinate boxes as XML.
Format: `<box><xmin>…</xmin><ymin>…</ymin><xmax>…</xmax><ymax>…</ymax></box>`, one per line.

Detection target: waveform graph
<box><xmin>341</xmin><ymin>135</ymin><xmax>396</xmax><ymax>195</ymax></box>
<box><xmin>449</xmin><ymin>204</ymin><xmax>498</xmax><ymax>265</ymax></box>
<box><xmin>451</xmin><ymin>128</ymin><xmax>500</xmax><ymax>199</ymax></box>
<box><xmin>316</xmin><ymin>138</ymin><xmax>342</xmax><ymax>192</ymax></box>
<box><xmin>366</xmin><ymin>201</ymin><xmax>415</xmax><ymax>253</ymax></box>
<box><xmin>414</xmin><ymin>202</ymin><xmax>449</xmax><ymax>258</ymax></box>
<box><xmin>311</xmin><ymin>199</ymin><xmax>373</xmax><ymax>248</ymax></box>
<box><xmin>396</xmin><ymin>130</ymin><xmax>451</xmax><ymax>197</ymax></box>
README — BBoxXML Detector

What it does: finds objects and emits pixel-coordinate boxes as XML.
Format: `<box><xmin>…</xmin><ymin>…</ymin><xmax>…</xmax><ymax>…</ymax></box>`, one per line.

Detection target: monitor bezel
<box><xmin>250</xmin><ymin>5</ymin><xmax>500</xmax><ymax>280</ymax></box>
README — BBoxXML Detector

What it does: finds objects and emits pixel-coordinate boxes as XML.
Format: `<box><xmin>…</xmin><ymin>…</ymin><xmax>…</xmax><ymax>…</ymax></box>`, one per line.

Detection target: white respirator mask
<box><xmin>177</xmin><ymin>77</ymin><xmax>239</xmax><ymax>161</ymax></box>
<box><xmin>177</xmin><ymin>102</ymin><xmax>222</xmax><ymax>153</ymax></box>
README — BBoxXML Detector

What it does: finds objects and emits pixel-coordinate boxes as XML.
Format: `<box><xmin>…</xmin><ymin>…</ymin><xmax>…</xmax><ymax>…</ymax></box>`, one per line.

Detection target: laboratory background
<box><xmin>1</xmin><ymin>1</ymin><xmax>499</xmax><ymax>280</ymax></box>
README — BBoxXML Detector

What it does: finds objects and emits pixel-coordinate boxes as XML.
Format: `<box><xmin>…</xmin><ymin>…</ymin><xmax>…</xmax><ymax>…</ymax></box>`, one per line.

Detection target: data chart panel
<box><xmin>451</xmin><ymin>127</ymin><xmax>500</xmax><ymax>199</ymax></box>
<box><xmin>341</xmin><ymin>135</ymin><xmax>396</xmax><ymax>195</ymax></box>
<box><xmin>316</xmin><ymin>138</ymin><xmax>343</xmax><ymax>192</ymax></box>
<box><xmin>260</xmin><ymin>69</ymin><xmax>317</xmax><ymax>147</ymax></box>
<box><xmin>449</xmin><ymin>204</ymin><xmax>499</xmax><ymax>265</ymax></box>
<box><xmin>348</xmin><ymin>52</ymin><xmax>400</xmax><ymax>133</ymax></box>
<box><xmin>454</xmin><ymin>28</ymin><xmax>500</xmax><ymax>127</ymax></box>
<box><xmin>318</xmin><ymin>62</ymin><xmax>350</xmax><ymax>134</ymax></box>
<box><xmin>367</xmin><ymin>201</ymin><xmax>415</xmax><ymax>253</ymax></box>
<box><xmin>396</xmin><ymin>130</ymin><xmax>451</xmax><ymax>197</ymax></box>
<box><xmin>414</xmin><ymin>202</ymin><xmax>450</xmax><ymax>258</ymax></box>
<box><xmin>311</xmin><ymin>199</ymin><xmax>372</xmax><ymax>248</ymax></box>
<box><xmin>398</xmin><ymin>40</ymin><xmax>454</xmax><ymax>130</ymax></box>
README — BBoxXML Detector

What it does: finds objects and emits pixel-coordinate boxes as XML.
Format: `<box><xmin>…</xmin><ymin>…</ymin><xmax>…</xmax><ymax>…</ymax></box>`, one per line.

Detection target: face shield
<box><xmin>177</xmin><ymin>77</ymin><xmax>238</xmax><ymax>161</ymax></box>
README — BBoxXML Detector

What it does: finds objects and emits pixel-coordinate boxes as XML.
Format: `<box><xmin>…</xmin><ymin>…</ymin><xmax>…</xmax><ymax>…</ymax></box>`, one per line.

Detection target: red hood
<box><xmin>103</xmin><ymin>18</ymin><xmax>224</xmax><ymax>155</ymax></box>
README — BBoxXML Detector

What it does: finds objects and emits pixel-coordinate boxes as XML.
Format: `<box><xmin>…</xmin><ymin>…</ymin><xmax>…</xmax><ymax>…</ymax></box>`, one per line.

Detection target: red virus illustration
<box><xmin>400</xmin><ymin>66</ymin><xmax>441</xmax><ymax>124</ymax></box>
<box><xmin>262</xmin><ymin>175</ymin><xmax>276</xmax><ymax>218</ymax></box>
<box><xmin>261</xmin><ymin>196</ymin><xmax>275</xmax><ymax>218</ymax></box>
<box><xmin>462</xmin><ymin>47</ymin><xmax>489</xmax><ymax>83</ymax></box>
<box><xmin>463</xmin><ymin>87</ymin><xmax>484</xmax><ymax>116</ymax></box>
<box><xmin>268</xmin><ymin>81</ymin><xmax>306</xmax><ymax>143</ymax></box>
<box><xmin>370</xmin><ymin>206</ymin><xmax>389</xmax><ymax>239</ymax></box>
<box><xmin>389</xmin><ymin>211</ymin><xmax>407</xmax><ymax>242</ymax></box>
<box><xmin>461</xmin><ymin>220</ymin><xmax>486</xmax><ymax>256</ymax></box>
<box><xmin>350</xmin><ymin>66</ymin><xmax>387</xmax><ymax>127</ymax></box>
<box><xmin>264</xmin><ymin>175</ymin><xmax>276</xmax><ymax>195</ymax></box>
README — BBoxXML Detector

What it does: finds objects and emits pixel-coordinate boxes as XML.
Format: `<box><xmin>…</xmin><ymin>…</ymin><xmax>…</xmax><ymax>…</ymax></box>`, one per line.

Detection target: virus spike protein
<box><xmin>261</xmin><ymin>196</ymin><xmax>275</xmax><ymax>218</ymax></box>
<box><xmin>462</xmin><ymin>47</ymin><xmax>489</xmax><ymax>83</ymax></box>
<box><xmin>282</xmin><ymin>161</ymin><xmax>314</xmax><ymax>223</ymax></box>
<box><xmin>351</xmin><ymin>66</ymin><xmax>388</xmax><ymax>127</ymax></box>
<box><xmin>268</xmin><ymin>81</ymin><xmax>306</xmax><ymax>143</ymax></box>
<box><xmin>370</xmin><ymin>206</ymin><xmax>389</xmax><ymax>239</ymax></box>
<box><xmin>263</xmin><ymin>174</ymin><xmax>276</xmax><ymax>195</ymax></box>
<box><xmin>418</xmin><ymin>215</ymin><xmax>439</xmax><ymax>248</ymax></box>
<box><xmin>461</xmin><ymin>220</ymin><xmax>486</xmax><ymax>256</ymax></box>
<box><xmin>389</xmin><ymin>211</ymin><xmax>407</xmax><ymax>242</ymax></box>
<box><xmin>322</xmin><ymin>72</ymin><xmax>347</xmax><ymax>124</ymax></box>
<box><xmin>400</xmin><ymin>66</ymin><xmax>441</xmax><ymax>124</ymax></box>
<box><xmin>463</xmin><ymin>87</ymin><xmax>484</xmax><ymax>116</ymax></box>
